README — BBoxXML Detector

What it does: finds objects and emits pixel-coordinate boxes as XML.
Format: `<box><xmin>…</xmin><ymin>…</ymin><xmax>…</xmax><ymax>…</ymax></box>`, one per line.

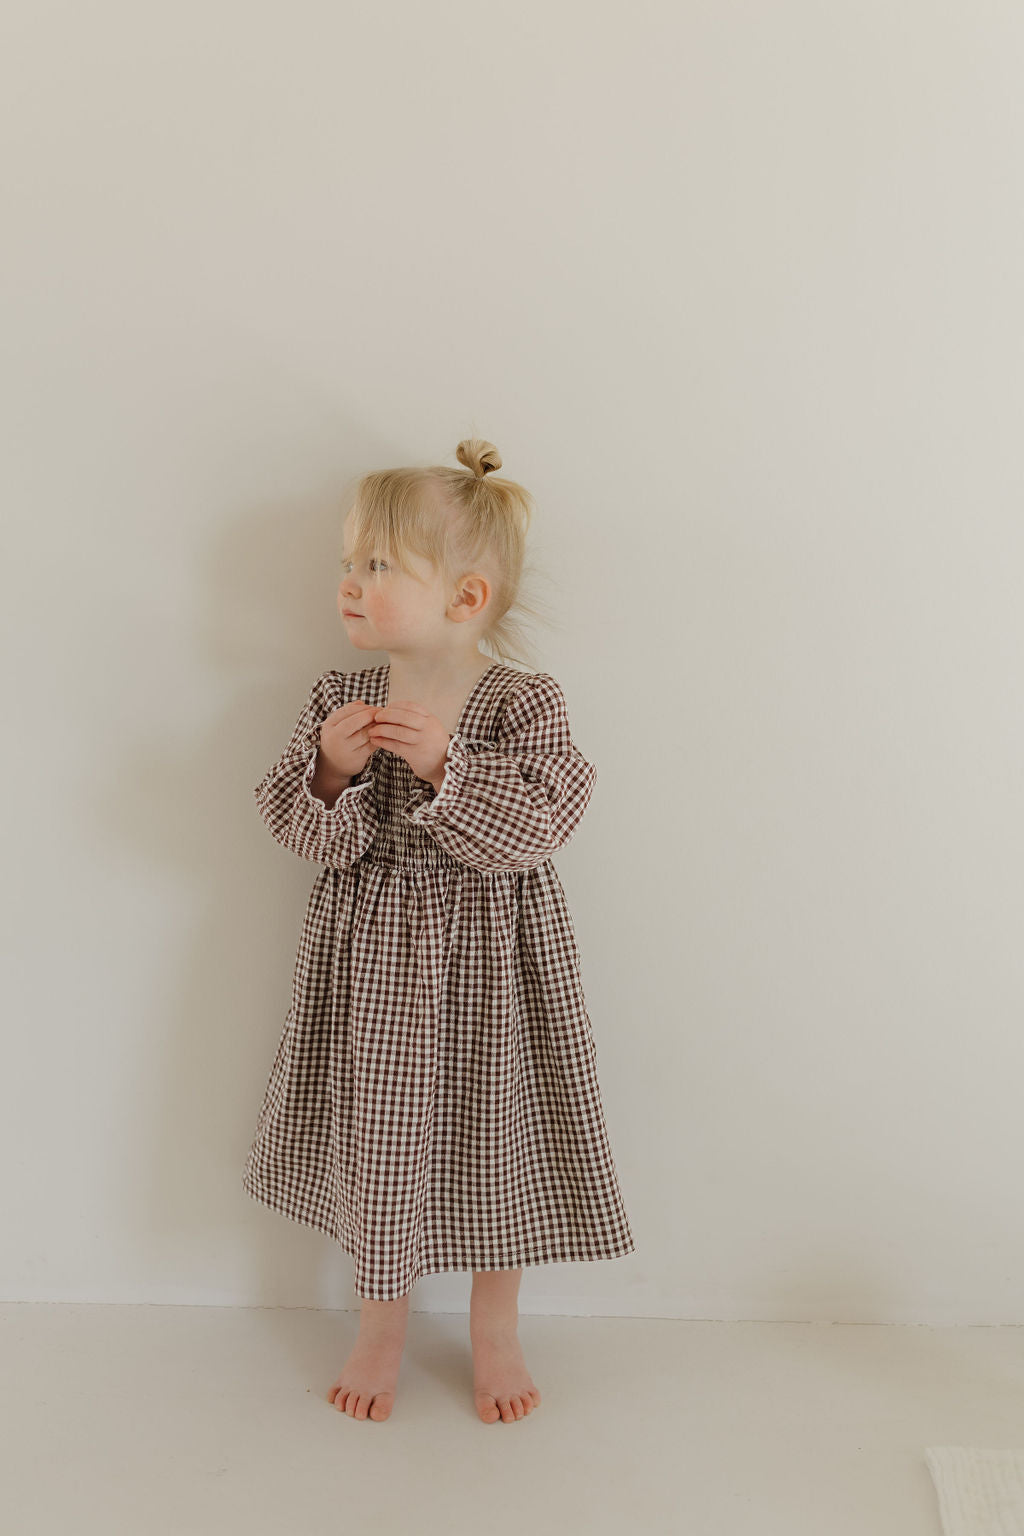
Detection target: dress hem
<box><xmin>242</xmin><ymin>1174</ymin><xmax>636</xmax><ymax>1300</ymax></box>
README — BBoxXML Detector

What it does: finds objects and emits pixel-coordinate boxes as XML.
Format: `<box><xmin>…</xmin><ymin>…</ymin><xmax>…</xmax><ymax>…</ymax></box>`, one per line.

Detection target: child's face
<box><xmin>337</xmin><ymin>524</ymin><xmax>460</xmax><ymax>655</ymax></box>
<box><xmin>337</xmin><ymin>506</ymin><xmax>491</xmax><ymax>657</ymax></box>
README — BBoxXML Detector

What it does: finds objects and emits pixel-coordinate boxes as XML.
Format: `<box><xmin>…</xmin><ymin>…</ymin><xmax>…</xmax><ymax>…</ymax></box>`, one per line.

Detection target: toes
<box><xmin>476</xmin><ymin>1388</ymin><xmax>536</xmax><ymax>1423</ymax></box>
<box><xmin>330</xmin><ymin>1383</ymin><xmax>395</xmax><ymax>1420</ymax></box>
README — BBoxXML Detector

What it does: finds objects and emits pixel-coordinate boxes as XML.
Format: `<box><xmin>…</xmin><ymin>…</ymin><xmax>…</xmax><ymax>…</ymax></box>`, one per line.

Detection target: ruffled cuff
<box><xmin>403</xmin><ymin>732</ymin><xmax>494</xmax><ymax>823</ymax></box>
<box><xmin>301</xmin><ymin>747</ymin><xmax>375</xmax><ymax>813</ymax></box>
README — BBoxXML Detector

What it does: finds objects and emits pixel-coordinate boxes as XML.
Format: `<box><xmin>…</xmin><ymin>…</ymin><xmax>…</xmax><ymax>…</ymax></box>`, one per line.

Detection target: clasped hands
<box><xmin>319</xmin><ymin>698</ymin><xmax>452</xmax><ymax>792</ymax></box>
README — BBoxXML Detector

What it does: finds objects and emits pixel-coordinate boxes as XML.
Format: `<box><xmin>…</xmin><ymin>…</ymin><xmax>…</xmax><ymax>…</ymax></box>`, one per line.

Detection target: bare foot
<box><xmin>327</xmin><ymin>1294</ymin><xmax>410</xmax><ymax>1421</ymax></box>
<box><xmin>470</xmin><ymin>1320</ymin><xmax>542</xmax><ymax>1424</ymax></box>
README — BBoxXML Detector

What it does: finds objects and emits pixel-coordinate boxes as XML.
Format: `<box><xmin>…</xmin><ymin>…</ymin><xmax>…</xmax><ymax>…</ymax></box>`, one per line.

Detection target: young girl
<box><xmin>242</xmin><ymin>438</ymin><xmax>635</xmax><ymax>1425</ymax></box>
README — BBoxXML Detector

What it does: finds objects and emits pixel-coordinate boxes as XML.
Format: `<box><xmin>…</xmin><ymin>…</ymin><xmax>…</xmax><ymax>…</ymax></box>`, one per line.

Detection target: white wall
<box><xmin>4</xmin><ymin>1</ymin><xmax>1023</xmax><ymax>1323</ymax></box>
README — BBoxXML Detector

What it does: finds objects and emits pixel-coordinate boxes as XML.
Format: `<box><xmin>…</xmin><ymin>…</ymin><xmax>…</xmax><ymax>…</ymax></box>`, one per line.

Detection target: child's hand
<box><xmin>368</xmin><ymin>702</ymin><xmax>451</xmax><ymax>789</ymax></box>
<box><xmin>318</xmin><ymin>700</ymin><xmax>380</xmax><ymax>780</ymax></box>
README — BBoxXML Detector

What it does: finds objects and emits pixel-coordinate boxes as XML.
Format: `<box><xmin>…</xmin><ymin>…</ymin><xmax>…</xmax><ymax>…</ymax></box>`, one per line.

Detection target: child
<box><xmin>242</xmin><ymin>438</ymin><xmax>635</xmax><ymax>1425</ymax></box>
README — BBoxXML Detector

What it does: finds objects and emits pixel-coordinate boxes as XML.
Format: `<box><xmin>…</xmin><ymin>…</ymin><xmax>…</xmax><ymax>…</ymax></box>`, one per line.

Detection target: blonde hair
<box><xmin>340</xmin><ymin>437</ymin><xmax>555</xmax><ymax>669</ymax></box>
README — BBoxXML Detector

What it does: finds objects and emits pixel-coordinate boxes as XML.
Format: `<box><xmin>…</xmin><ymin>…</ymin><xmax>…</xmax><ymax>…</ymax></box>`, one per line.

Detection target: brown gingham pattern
<box><xmin>242</xmin><ymin>659</ymin><xmax>635</xmax><ymax>1299</ymax></box>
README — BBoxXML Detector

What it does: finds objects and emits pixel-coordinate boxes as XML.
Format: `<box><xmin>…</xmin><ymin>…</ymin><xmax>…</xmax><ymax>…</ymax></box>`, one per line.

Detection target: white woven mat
<box><xmin>927</xmin><ymin>1448</ymin><xmax>1024</xmax><ymax>1535</ymax></box>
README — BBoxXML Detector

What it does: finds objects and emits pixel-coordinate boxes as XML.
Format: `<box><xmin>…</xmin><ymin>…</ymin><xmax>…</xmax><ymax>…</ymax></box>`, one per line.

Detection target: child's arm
<box><xmin>401</xmin><ymin>673</ymin><xmax>597</xmax><ymax>873</ymax></box>
<box><xmin>253</xmin><ymin>673</ymin><xmax>379</xmax><ymax>868</ymax></box>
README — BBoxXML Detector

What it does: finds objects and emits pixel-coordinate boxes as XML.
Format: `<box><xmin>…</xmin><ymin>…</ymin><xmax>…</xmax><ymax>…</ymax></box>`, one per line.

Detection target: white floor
<box><xmin>3</xmin><ymin>1303</ymin><xmax>1023</xmax><ymax>1535</ymax></box>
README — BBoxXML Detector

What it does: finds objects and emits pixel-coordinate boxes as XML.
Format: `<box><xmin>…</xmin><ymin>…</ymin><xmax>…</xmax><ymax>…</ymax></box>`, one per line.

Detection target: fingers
<box><xmin>368</xmin><ymin>724</ymin><xmax>412</xmax><ymax>745</ymax></box>
<box><xmin>323</xmin><ymin>700</ymin><xmax>430</xmax><ymax>727</ymax></box>
<box><xmin>370</xmin><ymin>702</ymin><xmax>432</xmax><ymax>722</ymax></box>
<box><xmin>323</xmin><ymin>701</ymin><xmax>377</xmax><ymax>728</ymax></box>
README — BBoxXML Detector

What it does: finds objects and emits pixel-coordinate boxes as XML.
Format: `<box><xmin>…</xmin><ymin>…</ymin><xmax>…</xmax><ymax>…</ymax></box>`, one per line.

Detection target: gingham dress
<box><xmin>242</xmin><ymin>659</ymin><xmax>635</xmax><ymax>1299</ymax></box>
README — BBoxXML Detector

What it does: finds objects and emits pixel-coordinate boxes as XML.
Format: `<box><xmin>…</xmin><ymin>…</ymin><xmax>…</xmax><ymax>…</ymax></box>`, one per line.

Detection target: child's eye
<box><xmin>340</xmin><ymin>557</ymin><xmax>389</xmax><ymax>573</ymax></box>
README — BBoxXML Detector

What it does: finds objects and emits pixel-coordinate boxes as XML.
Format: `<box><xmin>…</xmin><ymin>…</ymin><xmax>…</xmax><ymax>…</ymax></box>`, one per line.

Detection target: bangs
<box><xmin>344</xmin><ymin>468</ymin><xmax>449</xmax><ymax>580</ymax></box>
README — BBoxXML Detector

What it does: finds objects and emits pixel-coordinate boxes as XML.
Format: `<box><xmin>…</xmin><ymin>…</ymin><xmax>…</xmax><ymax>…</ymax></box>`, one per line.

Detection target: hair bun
<box><xmin>456</xmin><ymin>438</ymin><xmax>502</xmax><ymax>478</ymax></box>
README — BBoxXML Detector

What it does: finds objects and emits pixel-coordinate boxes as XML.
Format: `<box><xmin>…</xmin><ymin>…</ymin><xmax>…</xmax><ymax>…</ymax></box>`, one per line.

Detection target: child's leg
<box><xmin>470</xmin><ymin>1268</ymin><xmax>542</xmax><ymax>1424</ymax></box>
<box><xmin>328</xmin><ymin>1291</ymin><xmax>411</xmax><ymax>1422</ymax></box>
<box><xmin>470</xmin><ymin>1266</ymin><xmax>523</xmax><ymax>1329</ymax></box>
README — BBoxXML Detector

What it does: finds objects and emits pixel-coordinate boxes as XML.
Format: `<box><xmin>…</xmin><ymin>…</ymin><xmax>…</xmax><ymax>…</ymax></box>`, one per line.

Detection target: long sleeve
<box><xmin>400</xmin><ymin>672</ymin><xmax>597</xmax><ymax>874</ymax></box>
<box><xmin>253</xmin><ymin>672</ymin><xmax>379</xmax><ymax>868</ymax></box>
